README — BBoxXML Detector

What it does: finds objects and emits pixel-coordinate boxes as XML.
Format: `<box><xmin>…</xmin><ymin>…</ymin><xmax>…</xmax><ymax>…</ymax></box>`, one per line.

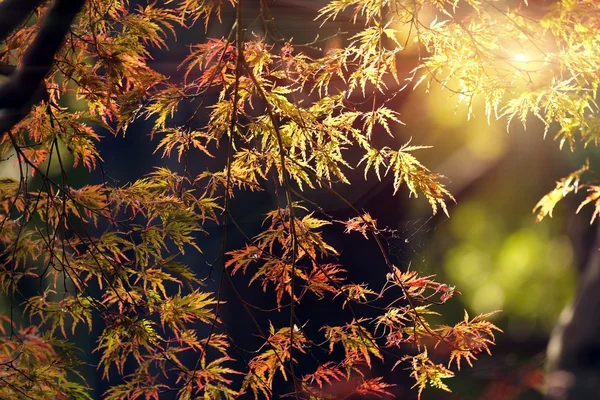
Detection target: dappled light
<box><xmin>1</xmin><ymin>1</ymin><xmax>600</xmax><ymax>399</ymax></box>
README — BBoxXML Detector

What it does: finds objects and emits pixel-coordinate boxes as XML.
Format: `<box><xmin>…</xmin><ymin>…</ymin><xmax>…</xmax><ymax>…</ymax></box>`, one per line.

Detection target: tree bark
<box><xmin>0</xmin><ymin>0</ymin><xmax>42</xmax><ymax>42</ymax></box>
<box><xmin>0</xmin><ymin>0</ymin><xmax>85</xmax><ymax>135</ymax></box>
<box><xmin>546</xmin><ymin>224</ymin><xmax>600</xmax><ymax>399</ymax></box>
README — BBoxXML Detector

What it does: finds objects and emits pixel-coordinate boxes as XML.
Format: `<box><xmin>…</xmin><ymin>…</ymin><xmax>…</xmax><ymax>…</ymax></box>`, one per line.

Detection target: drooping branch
<box><xmin>0</xmin><ymin>0</ymin><xmax>42</xmax><ymax>42</ymax></box>
<box><xmin>0</xmin><ymin>0</ymin><xmax>86</xmax><ymax>136</ymax></box>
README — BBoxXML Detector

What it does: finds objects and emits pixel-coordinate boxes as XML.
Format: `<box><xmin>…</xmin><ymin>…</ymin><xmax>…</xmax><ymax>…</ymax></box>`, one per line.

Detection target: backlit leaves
<box><xmin>403</xmin><ymin>348</ymin><xmax>454</xmax><ymax>400</ymax></box>
<box><xmin>386</xmin><ymin>143</ymin><xmax>454</xmax><ymax>215</ymax></box>
<box><xmin>242</xmin><ymin>324</ymin><xmax>308</xmax><ymax>398</ymax></box>
<box><xmin>323</xmin><ymin>319</ymin><xmax>383</xmax><ymax>369</ymax></box>
<box><xmin>159</xmin><ymin>290</ymin><xmax>218</xmax><ymax>334</ymax></box>
<box><xmin>436</xmin><ymin>310</ymin><xmax>503</xmax><ymax>371</ymax></box>
<box><xmin>534</xmin><ymin>161</ymin><xmax>589</xmax><ymax>222</ymax></box>
<box><xmin>577</xmin><ymin>185</ymin><xmax>600</xmax><ymax>224</ymax></box>
<box><xmin>0</xmin><ymin>0</ymin><xmax>548</xmax><ymax>398</ymax></box>
<box><xmin>177</xmin><ymin>0</ymin><xmax>238</xmax><ymax>30</ymax></box>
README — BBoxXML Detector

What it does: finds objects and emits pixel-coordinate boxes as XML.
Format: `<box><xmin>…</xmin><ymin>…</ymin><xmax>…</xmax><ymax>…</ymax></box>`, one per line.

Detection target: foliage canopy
<box><xmin>1</xmin><ymin>0</ymin><xmax>599</xmax><ymax>399</ymax></box>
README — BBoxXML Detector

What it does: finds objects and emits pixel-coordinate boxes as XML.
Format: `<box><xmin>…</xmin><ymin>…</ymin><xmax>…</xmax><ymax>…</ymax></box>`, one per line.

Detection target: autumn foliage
<box><xmin>3</xmin><ymin>0</ymin><xmax>600</xmax><ymax>399</ymax></box>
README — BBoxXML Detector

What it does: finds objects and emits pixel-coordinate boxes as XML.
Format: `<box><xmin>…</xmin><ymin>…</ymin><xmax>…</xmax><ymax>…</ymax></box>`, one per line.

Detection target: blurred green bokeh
<box><xmin>445</xmin><ymin>201</ymin><xmax>576</xmax><ymax>333</ymax></box>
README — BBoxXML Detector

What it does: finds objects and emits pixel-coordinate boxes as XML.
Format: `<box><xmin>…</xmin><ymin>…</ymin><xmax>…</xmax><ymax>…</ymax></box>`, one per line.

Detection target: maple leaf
<box><xmin>323</xmin><ymin>319</ymin><xmax>382</xmax><ymax>369</ymax></box>
<box><xmin>159</xmin><ymin>290</ymin><xmax>218</xmax><ymax>336</ymax></box>
<box><xmin>154</xmin><ymin>127</ymin><xmax>214</xmax><ymax>161</ymax></box>
<box><xmin>336</xmin><ymin>283</ymin><xmax>377</xmax><ymax>308</ymax></box>
<box><xmin>303</xmin><ymin>262</ymin><xmax>347</xmax><ymax>299</ymax></box>
<box><xmin>534</xmin><ymin>160</ymin><xmax>589</xmax><ymax>222</ymax></box>
<box><xmin>303</xmin><ymin>362</ymin><xmax>345</xmax><ymax>388</ymax></box>
<box><xmin>226</xmin><ymin>245</ymin><xmax>262</xmax><ymax>274</ymax></box>
<box><xmin>353</xmin><ymin>377</ymin><xmax>395</xmax><ymax>398</ymax></box>
<box><xmin>177</xmin><ymin>0</ymin><xmax>237</xmax><ymax>30</ymax></box>
<box><xmin>402</xmin><ymin>348</ymin><xmax>455</xmax><ymax>400</ymax></box>
<box><xmin>436</xmin><ymin>310</ymin><xmax>502</xmax><ymax>371</ymax></box>
<box><xmin>243</xmin><ymin>323</ymin><xmax>308</xmax><ymax>398</ymax></box>
<box><xmin>385</xmin><ymin>142</ymin><xmax>455</xmax><ymax>216</ymax></box>
<box><xmin>338</xmin><ymin>213</ymin><xmax>377</xmax><ymax>239</ymax></box>
<box><xmin>577</xmin><ymin>184</ymin><xmax>600</xmax><ymax>224</ymax></box>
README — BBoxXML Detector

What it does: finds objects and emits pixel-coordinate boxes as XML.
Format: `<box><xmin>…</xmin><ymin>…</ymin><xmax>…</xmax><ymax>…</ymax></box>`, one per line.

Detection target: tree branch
<box><xmin>546</xmin><ymin>223</ymin><xmax>600</xmax><ymax>399</ymax></box>
<box><xmin>0</xmin><ymin>0</ymin><xmax>85</xmax><ymax>136</ymax></box>
<box><xmin>0</xmin><ymin>0</ymin><xmax>42</xmax><ymax>42</ymax></box>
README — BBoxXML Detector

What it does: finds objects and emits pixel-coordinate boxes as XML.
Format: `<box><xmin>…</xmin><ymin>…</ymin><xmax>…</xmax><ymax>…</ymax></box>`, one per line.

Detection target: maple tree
<box><xmin>1</xmin><ymin>0</ymin><xmax>600</xmax><ymax>399</ymax></box>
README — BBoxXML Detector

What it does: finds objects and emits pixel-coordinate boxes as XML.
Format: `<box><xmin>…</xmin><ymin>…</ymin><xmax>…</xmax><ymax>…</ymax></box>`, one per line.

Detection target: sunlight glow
<box><xmin>513</xmin><ymin>53</ymin><xmax>528</xmax><ymax>63</ymax></box>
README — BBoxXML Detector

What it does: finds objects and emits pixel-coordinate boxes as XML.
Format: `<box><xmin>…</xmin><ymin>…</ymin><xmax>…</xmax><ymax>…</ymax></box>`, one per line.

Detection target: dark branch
<box><xmin>0</xmin><ymin>62</ymin><xmax>16</xmax><ymax>77</ymax></box>
<box><xmin>546</xmin><ymin>224</ymin><xmax>600</xmax><ymax>399</ymax></box>
<box><xmin>0</xmin><ymin>0</ymin><xmax>43</xmax><ymax>42</ymax></box>
<box><xmin>0</xmin><ymin>0</ymin><xmax>86</xmax><ymax>135</ymax></box>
